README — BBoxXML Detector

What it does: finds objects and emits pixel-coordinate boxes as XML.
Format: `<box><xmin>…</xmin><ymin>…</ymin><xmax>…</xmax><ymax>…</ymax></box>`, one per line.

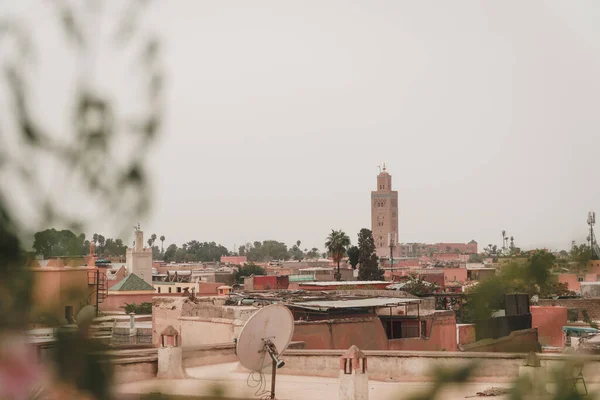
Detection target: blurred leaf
<box><xmin>54</xmin><ymin>0</ymin><xmax>85</xmax><ymax>48</ymax></box>
<box><xmin>52</xmin><ymin>329</ymin><xmax>113</xmax><ymax>399</ymax></box>
<box><xmin>144</xmin><ymin>115</ymin><xmax>160</xmax><ymax>139</ymax></box>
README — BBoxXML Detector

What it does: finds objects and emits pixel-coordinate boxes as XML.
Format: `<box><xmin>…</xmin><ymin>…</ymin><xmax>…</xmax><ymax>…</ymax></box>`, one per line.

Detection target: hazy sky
<box><xmin>2</xmin><ymin>1</ymin><xmax>600</xmax><ymax>253</ymax></box>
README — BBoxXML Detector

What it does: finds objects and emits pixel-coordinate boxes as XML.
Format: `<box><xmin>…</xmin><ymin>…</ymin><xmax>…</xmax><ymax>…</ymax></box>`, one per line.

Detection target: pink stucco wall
<box><xmin>531</xmin><ymin>306</ymin><xmax>567</xmax><ymax>347</ymax></box>
<box><xmin>558</xmin><ymin>274</ymin><xmax>580</xmax><ymax>292</ymax></box>
<box><xmin>444</xmin><ymin>268</ymin><xmax>468</xmax><ymax>284</ymax></box>
<box><xmin>220</xmin><ymin>256</ymin><xmax>247</xmax><ymax>265</ymax></box>
<box><xmin>457</xmin><ymin>324</ymin><xmax>476</xmax><ymax>346</ymax></box>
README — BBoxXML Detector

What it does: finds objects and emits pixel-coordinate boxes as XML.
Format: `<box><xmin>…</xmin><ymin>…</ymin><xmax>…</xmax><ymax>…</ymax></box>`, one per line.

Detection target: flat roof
<box><xmin>289</xmin><ymin>297</ymin><xmax>420</xmax><ymax>311</ymax></box>
<box><xmin>298</xmin><ymin>267</ymin><xmax>333</xmax><ymax>272</ymax></box>
<box><xmin>298</xmin><ymin>281</ymin><xmax>387</xmax><ymax>286</ymax></box>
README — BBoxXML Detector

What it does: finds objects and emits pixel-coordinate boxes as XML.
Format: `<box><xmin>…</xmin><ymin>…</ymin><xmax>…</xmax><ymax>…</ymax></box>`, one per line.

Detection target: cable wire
<box><xmin>245</xmin><ymin>349</ymin><xmax>274</xmax><ymax>399</ymax></box>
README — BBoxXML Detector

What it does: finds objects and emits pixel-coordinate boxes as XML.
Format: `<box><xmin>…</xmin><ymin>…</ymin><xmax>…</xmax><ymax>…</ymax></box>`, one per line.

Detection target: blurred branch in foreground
<box><xmin>0</xmin><ymin>1</ymin><xmax>162</xmax><ymax>399</ymax></box>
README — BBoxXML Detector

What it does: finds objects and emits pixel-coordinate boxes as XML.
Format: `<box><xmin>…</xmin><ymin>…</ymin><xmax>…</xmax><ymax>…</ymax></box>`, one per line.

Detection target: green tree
<box><xmin>163</xmin><ymin>244</ymin><xmax>178</xmax><ymax>262</ymax></box>
<box><xmin>325</xmin><ymin>230</ymin><xmax>351</xmax><ymax>281</ymax></box>
<box><xmin>306</xmin><ymin>247</ymin><xmax>320</xmax><ymax>259</ymax></box>
<box><xmin>357</xmin><ymin>228</ymin><xmax>383</xmax><ymax>281</ymax></box>
<box><xmin>235</xmin><ymin>263</ymin><xmax>266</xmax><ymax>283</ymax></box>
<box><xmin>289</xmin><ymin>244</ymin><xmax>304</xmax><ymax>261</ymax></box>
<box><xmin>401</xmin><ymin>274</ymin><xmax>439</xmax><ymax>296</ymax></box>
<box><xmin>347</xmin><ymin>245</ymin><xmax>359</xmax><ymax>270</ymax></box>
<box><xmin>527</xmin><ymin>250</ymin><xmax>555</xmax><ymax>287</ymax></box>
<box><xmin>246</xmin><ymin>240</ymin><xmax>289</xmax><ymax>262</ymax></box>
<box><xmin>32</xmin><ymin>229</ymin><xmax>87</xmax><ymax>258</ymax></box>
<box><xmin>159</xmin><ymin>235</ymin><xmax>165</xmax><ymax>252</ymax></box>
<box><xmin>570</xmin><ymin>243</ymin><xmax>592</xmax><ymax>271</ymax></box>
<box><xmin>97</xmin><ymin>234</ymin><xmax>105</xmax><ymax>252</ymax></box>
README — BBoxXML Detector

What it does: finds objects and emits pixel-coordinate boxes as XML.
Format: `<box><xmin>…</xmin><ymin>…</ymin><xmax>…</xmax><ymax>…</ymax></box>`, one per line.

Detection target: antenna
<box><xmin>588</xmin><ymin>211</ymin><xmax>600</xmax><ymax>260</ymax></box>
<box><xmin>236</xmin><ymin>304</ymin><xmax>294</xmax><ymax>399</ymax></box>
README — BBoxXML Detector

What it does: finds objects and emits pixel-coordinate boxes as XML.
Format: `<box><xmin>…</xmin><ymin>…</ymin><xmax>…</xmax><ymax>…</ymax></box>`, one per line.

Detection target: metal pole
<box><xmin>271</xmin><ymin>359</ymin><xmax>276</xmax><ymax>399</ymax></box>
<box><xmin>417</xmin><ymin>302</ymin><xmax>421</xmax><ymax>337</ymax></box>
<box><xmin>95</xmin><ymin>269</ymin><xmax>99</xmax><ymax>317</ymax></box>
<box><xmin>390</xmin><ymin>306</ymin><xmax>393</xmax><ymax>339</ymax></box>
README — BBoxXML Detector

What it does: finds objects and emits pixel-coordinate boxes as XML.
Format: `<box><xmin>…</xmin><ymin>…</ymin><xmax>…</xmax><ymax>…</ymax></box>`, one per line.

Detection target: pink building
<box><xmin>397</xmin><ymin>241</ymin><xmax>478</xmax><ymax>257</ymax></box>
<box><xmin>444</xmin><ymin>267</ymin><xmax>468</xmax><ymax>284</ymax></box>
<box><xmin>220</xmin><ymin>256</ymin><xmax>247</xmax><ymax>265</ymax></box>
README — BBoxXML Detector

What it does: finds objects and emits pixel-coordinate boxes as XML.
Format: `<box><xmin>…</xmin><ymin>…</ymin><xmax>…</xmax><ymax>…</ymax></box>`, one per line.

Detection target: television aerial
<box><xmin>236</xmin><ymin>304</ymin><xmax>294</xmax><ymax>399</ymax></box>
<box><xmin>588</xmin><ymin>211</ymin><xmax>600</xmax><ymax>260</ymax></box>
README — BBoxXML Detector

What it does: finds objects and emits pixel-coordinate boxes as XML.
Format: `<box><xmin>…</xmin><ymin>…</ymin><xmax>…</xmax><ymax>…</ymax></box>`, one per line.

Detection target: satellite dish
<box><xmin>237</xmin><ymin>304</ymin><xmax>294</xmax><ymax>371</ymax></box>
<box><xmin>236</xmin><ymin>304</ymin><xmax>294</xmax><ymax>399</ymax></box>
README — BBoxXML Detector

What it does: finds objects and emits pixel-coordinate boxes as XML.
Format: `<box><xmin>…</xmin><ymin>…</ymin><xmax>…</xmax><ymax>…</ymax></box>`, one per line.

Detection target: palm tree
<box><xmin>325</xmin><ymin>230</ymin><xmax>351</xmax><ymax>281</ymax></box>
<box><xmin>160</xmin><ymin>235</ymin><xmax>165</xmax><ymax>252</ymax></box>
<box><xmin>501</xmin><ymin>230</ymin><xmax>506</xmax><ymax>250</ymax></box>
<box><xmin>150</xmin><ymin>233</ymin><xmax>157</xmax><ymax>246</ymax></box>
<box><xmin>296</xmin><ymin>240</ymin><xmax>301</xmax><ymax>248</ymax></box>
<box><xmin>98</xmin><ymin>235</ymin><xmax>105</xmax><ymax>252</ymax></box>
<box><xmin>92</xmin><ymin>233</ymin><xmax>98</xmax><ymax>245</ymax></box>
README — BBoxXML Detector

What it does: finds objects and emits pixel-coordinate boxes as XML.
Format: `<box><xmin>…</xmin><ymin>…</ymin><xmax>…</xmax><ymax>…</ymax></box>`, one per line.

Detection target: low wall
<box><xmin>183</xmin><ymin>343</ymin><xmax>238</xmax><ymax>368</ymax></box>
<box><xmin>538</xmin><ymin>298</ymin><xmax>600</xmax><ymax>321</ymax></box>
<box><xmin>293</xmin><ymin>317</ymin><xmax>388</xmax><ymax>350</ymax></box>
<box><xmin>460</xmin><ymin>329</ymin><xmax>539</xmax><ymax>353</ymax></box>
<box><xmin>106</xmin><ymin>343</ymin><xmax>239</xmax><ymax>383</ymax></box>
<box><xmin>279</xmin><ymin>349</ymin><xmax>600</xmax><ymax>383</ymax></box>
<box><xmin>111</xmin><ymin>356</ymin><xmax>158</xmax><ymax>384</ymax></box>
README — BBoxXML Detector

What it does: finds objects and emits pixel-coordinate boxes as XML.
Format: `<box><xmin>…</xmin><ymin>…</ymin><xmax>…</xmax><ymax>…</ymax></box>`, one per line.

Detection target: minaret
<box><xmin>126</xmin><ymin>224</ymin><xmax>153</xmax><ymax>286</ymax></box>
<box><xmin>371</xmin><ymin>163</ymin><xmax>399</xmax><ymax>258</ymax></box>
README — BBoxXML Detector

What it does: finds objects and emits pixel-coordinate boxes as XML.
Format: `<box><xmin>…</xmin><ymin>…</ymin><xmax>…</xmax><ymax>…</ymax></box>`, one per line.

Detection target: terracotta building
<box><xmin>371</xmin><ymin>163</ymin><xmax>399</xmax><ymax>258</ymax></box>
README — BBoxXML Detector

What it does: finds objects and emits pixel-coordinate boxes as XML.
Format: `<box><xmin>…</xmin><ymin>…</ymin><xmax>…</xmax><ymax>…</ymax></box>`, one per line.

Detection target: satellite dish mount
<box><xmin>236</xmin><ymin>304</ymin><xmax>294</xmax><ymax>399</ymax></box>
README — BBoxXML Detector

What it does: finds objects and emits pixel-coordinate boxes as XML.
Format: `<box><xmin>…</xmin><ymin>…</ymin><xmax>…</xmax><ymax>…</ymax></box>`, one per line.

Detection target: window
<box><xmin>168</xmin><ymin>287</ymin><xmax>172</xmax><ymax>293</ymax></box>
<box><xmin>158</xmin><ymin>287</ymin><xmax>161</xmax><ymax>293</ymax></box>
<box><xmin>177</xmin><ymin>287</ymin><xmax>182</xmax><ymax>293</ymax></box>
<box><xmin>578</xmin><ymin>276</ymin><xmax>584</xmax><ymax>282</ymax></box>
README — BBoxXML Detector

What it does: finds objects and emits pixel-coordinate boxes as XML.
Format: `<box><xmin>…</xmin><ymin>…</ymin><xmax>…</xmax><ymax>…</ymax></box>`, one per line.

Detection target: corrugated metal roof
<box><xmin>299</xmin><ymin>280</ymin><xmax>387</xmax><ymax>286</ymax></box>
<box><xmin>289</xmin><ymin>297</ymin><xmax>420</xmax><ymax>311</ymax></box>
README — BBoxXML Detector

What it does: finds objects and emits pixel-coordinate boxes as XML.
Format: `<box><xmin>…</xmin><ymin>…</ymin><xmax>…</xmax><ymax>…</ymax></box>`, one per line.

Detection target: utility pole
<box><xmin>388</xmin><ymin>233</ymin><xmax>396</xmax><ymax>270</ymax></box>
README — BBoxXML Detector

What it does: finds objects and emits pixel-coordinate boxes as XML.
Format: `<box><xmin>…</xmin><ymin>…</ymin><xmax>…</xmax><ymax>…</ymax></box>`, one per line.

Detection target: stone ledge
<box><xmin>178</xmin><ymin>316</ymin><xmax>245</xmax><ymax>326</ymax></box>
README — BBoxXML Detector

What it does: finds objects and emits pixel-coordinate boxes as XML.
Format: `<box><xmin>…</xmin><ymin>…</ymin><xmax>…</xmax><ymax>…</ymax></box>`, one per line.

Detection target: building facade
<box><xmin>371</xmin><ymin>164</ymin><xmax>399</xmax><ymax>258</ymax></box>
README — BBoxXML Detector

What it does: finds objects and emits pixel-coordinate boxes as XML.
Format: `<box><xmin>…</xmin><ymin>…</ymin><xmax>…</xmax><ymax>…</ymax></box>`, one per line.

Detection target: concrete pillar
<box><xmin>157</xmin><ymin>325</ymin><xmax>185</xmax><ymax>379</ymax></box>
<box><xmin>339</xmin><ymin>345</ymin><xmax>368</xmax><ymax>400</ymax></box>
